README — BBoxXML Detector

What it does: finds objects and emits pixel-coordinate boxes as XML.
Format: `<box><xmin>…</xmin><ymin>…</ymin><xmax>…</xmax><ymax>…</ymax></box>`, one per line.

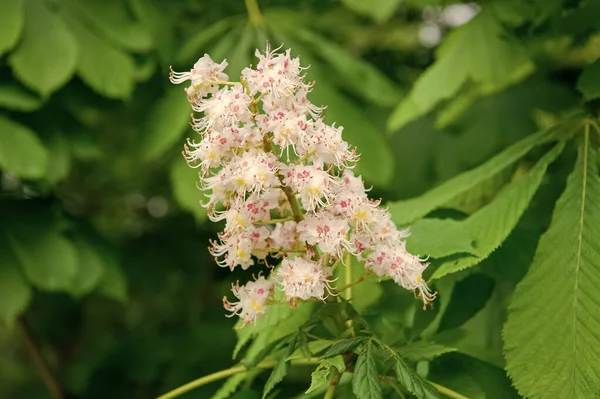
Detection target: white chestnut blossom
<box><xmin>223</xmin><ymin>276</ymin><xmax>273</xmax><ymax>325</ymax></box>
<box><xmin>276</xmin><ymin>258</ymin><xmax>334</xmax><ymax>300</ymax></box>
<box><xmin>172</xmin><ymin>45</ymin><xmax>435</xmax><ymax>325</ymax></box>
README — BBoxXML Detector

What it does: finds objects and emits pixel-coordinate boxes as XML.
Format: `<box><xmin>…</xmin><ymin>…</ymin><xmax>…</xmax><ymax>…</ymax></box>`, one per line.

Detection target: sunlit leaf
<box><xmin>9</xmin><ymin>0</ymin><xmax>78</xmax><ymax>96</ymax></box>
<box><xmin>504</xmin><ymin>131</ymin><xmax>600</xmax><ymax>398</ymax></box>
<box><xmin>0</xmin><ymin>116</ymin><xmax>48</xmax><ymax>179</ymax></box>
<box><xmin>0</xmin><ymin>0</ymin><xmax>23</xmax><ymax>56</ymax></box>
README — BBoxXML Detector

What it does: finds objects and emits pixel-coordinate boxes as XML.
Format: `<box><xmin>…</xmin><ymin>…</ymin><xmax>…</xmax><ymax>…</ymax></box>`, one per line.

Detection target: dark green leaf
<box><xmin>139</xmin><ymin>87</ymin><xmax>191</xmax><ymax>160</ymax></box>
<box><xmin>306</xmin><ymin>356</ymin><xmax>345</xmax><ymax>394</ymax></box>
<box><xmin>0</xmin><ymin>83</ymin><xmax>42</xmax><ymax>112</ymax></box>
<box><xmin>0</xmin><ymin>240</ymin><xmax>31</xmax><ymax>325</ymax></box>
<box><xmin>170</xmin><ymin>157</ymin><xmax>208</xmax><ymax>223</ymax></box>
<box><xmin>320</xmin><ymin>337</ymin><xmax>366</xmax><ymax>359</ymax></box>
<box><xmin>577</xmin><ymin>59</ymin><xmax>600</xmax><ymax>100</ymax></box>
<box><xmin>342</xmin><ymin>0</ymin><xmax>401</xmax><ymax>23</ymax></box>
<box><xmin>69</xmin><ymin>237</ymin><xmax>106</xmax><ymax>297</ymax></box>
<box><xmin>177</xmin><ymin>18</ymin><xmax>235</xmax><ymax>65</ymax></box>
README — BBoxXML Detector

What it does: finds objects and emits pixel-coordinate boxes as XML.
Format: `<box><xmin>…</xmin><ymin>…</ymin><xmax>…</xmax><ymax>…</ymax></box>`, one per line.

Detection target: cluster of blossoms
<box><xmin>170</xmin><ymin>45</ymin><xmax>435</xmax><ymax>325</ymax></box>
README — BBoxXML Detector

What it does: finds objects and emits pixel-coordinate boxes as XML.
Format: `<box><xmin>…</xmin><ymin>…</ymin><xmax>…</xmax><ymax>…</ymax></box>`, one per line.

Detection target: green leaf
<box><xmin>211</xmin><ymin>372</ymin><xmax>248</xmax><ymax>399</ymax></box>
<box><xmin>69</xmin><ymin>237</ymin><xmax>105</xmax><ymax>297</ymax></box>
<box><xmin>352</xmin><ymin>340</ymin><xmax>382</xmax><ymax>399</ymax></box>
<box><xmin>262</xmin><ymin>338</ymin><xmax>299</xmax><ymax>399</ymax></box>
<box><xmin>9</xmin><ymin>0</ymin><xmax>78</xmax><ymax>96</ymax></box>
<box><xmin>306</xmin><ymin>356</ymin><xmax>345</xmax><ymax>394</ymax></box>
<box><xmin>342</xmin><ymin>0</ymin><xmax>401</xmax><ymax>23</ymax></box>
<box><xmin>388</xmin><ymin>7</ymin><xmax>533</xmax><ymax>131</ymax></box>
<box><xmin>97</xmin><ymin>254</ymin><xmax>127</xmax><ymax>302</ymax></box>
<box><xmin>577</xmin><ymin>59</ymin><xmax>600</xmax><ymax>100</ymax></box>
<box><xmin>396</xmin><ymin>341</ymin><xmax>457</xmax><ymax>362</ymax></box>
<box><xmin>170</xmin><ymin>157</ymin><xmax>208</xmax><ymax>223</ymax></box>
<box><xmin>289</xmin><ymin>26</ymin><xmax>402</xmax><ymax>107</ymax></box>
<box><xmin>6</xmin><ymin>224</ymin><xmax>78</xmax><ymax>292</ymax></box>
<box><xmin>0</xmin><ymin>83</ymin><xmax>43</xmax><ymax>112</ymax></box>
<box><xmin>226</xmin><ymin>23</ymin><xmax>254</xmax><ymax>80</ymax></box>
<box><xmin>176</xmin><ymin>18</ymin><xmax>235</xmax><ymax>65</ymax></box>
<box><xmin>432</xmin><ymin>142</ymin><xmax>565</xmax><ymax>279</ymax></box>
<box><xmin>62</xmin><ymin>0</ymin><xmax>152</xmax><ymax>52</ymax></box>
<box><xmin>387</xmin><ymin>130</ymin><xmax>546</xmax><ymax>226</ymax></box>
<box><xmin>0</xmin><ymin>116</ymin><xmax>48</xmax><ymax>179</ymax></box>
<box><xmin>395</xmin><ymin>356</ymin><xmax>440</xmax><ymax>399</ymax></box>
<box><xmin>287</xmin><ymin>340</ymin><xmax>334</xmax><ymax>360</ymax></box>
<box><xmin>320</xmin><ymin>337</ymin><xmax>366</xmax><ymax>359</ymax></box>
<box><xmin>139</xmin><ymin>87</ymin><xmax>191</xmax><ymax>160</ymax></box>
<box><xmin>0</xmin><ymin>0</ymin><xmax>23</xmax><ymax>56</ymax></box>
<box><xmin>407</xmin><ymin>218</ymin><xmax>476</xmax><ymax>258</ymax></box>
<box><xmin>64</xmin><ymin>11</ymin><xmax>135</xmax><ymax>99</ymax></box>
<box><xmin>0</xmin><ymin>240</ymin><xmax>31</xmax><ymax>325</ymax></box>
<box><xmin>504</xmin><ymin>131</ymin><xmax>600</xmax><ymax>398</ymax></box>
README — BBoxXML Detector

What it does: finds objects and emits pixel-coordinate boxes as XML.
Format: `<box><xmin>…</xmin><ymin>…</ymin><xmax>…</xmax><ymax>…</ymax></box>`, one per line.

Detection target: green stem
<box><xmin>336</xmin><ymin>274</ymin><xmax>368</xmax><ymax>293</ymax></box>
<box><xmin>157</xmin><ymin>358</ymin><xmax>320</xmax><ymax>399</ymax></box>
<box><xmin>297</xmin><ymin>149</ymin><xmax>317</xmax><ymax>164</ymax></box>
<box><xmin>244</xmin><ymin>0</ymin><xmax>265</xmax><ymax>28</ymax></box>
<box><xmin>323</xmin><ymin>369</ymin><xmax>342</xmax><ymax>399</ymax></box>
<box><xmin>428</xmin><ymin>381</ymin><xmax>470</xmax><ymax>399</ymax></box>
<box><xmin>253</xmin><ymin>216</ymin><xmax>296</xmax><ymax>225</ymax></box>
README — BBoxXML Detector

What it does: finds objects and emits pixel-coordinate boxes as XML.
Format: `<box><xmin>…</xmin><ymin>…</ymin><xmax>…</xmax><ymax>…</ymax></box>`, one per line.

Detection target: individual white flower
<box><xmin>256</xmin><ymin>112</ymin><xmax>313</xmax><ymax>157</ymax></box>
<box><xmin>304</xmin><ymin>120</ymin><xmax>358</xmax><ymax>167</ymax></box>
<box><xmin>270</xmin><ymin>221</ymin><xmax>301</xmax><ymax>251</ymax></box>
<box><xmin>298</xmin><ymin>211</ymin><xmax>354</xmax><ymax>258</ymax></box>
<box><xmin>276</xmin><ymin>257</ymin><xmax>334</xmax><ymax>300</ymax></box>
<box><xmin>170</xmin><ymin>54</ymin><xmax>228</xmax><ymax>98</ymax></box>
<box><xmin>211</xmin><ymin>225</ymin><xmax>270</xmax><ymax>270</ymax></box>
<box><xmin>223</xmin><ymin>275</ymin><xmax>273</xmax><ymax>325</ymax></box>
<box><xmin>191</xmin><ymin>84</ymin><xmax>252</xmax><ymax>132</ymax></box>
<box><xmin>282</xmin><ymin>163</ymin><xmax>336</xmax><ymax>212</ymax></box>
<box><xmin>241</xmin><ymin>45</ymin><xmax>304</xmax><ymax>98</ymax></box>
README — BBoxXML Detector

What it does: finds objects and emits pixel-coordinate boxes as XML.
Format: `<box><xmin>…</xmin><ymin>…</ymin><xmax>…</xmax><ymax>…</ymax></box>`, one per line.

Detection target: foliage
<box><xmin>0</xmin><ymin>0</ymin><xmax>599</xmax><ymax>398</ymax></box>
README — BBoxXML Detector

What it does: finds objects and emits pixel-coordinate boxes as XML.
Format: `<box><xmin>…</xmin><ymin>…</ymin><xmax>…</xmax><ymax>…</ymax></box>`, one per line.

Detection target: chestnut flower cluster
<box><xmin>170</xmin><ymin>46</ymin><xmax>435</xmax><ymax>325</ymax></box>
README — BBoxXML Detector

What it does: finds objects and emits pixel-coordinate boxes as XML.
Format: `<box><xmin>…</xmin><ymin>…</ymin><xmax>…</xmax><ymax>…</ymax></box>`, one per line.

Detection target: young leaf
<box><xmin>211</xmin><ymin>372</ymin><xmax>247</xmax><ymax>399</ymax></box>
<box><xmin>396</xmin><ymin>341</ymin><xmax>457</xmax><ymax>362</ymax></box>
<box><xmin>504</xmin><ymin>130</ymin><xmax>600</xmax><ymax>398</ymax></box>
<box><xmin>395</xmin><ymin>356</ymin><xmax>440</xmax><ymax>399</ymax></box>
<box><xmin>0</xmin><ymin>239</ymin><xmax>31</xmax><ymax>325</ymax></box>
<box><xmin>432</xmin><ymin>141</ymin><xmax>565</xmax><ymax>279</ymax></box>
<box><xmin>352</xmin><ymin>340</ymin><xmax>382</xmax><ymax>399</ymax></box>
<box><xmin>9</xmin><ymin>0</ymin><xmax>78</xmax><ymax>96</ymax></box>
<box><xmin>0</xmin><ymin>0</ymin><xmax>23</xmax><ymax>56</ymax></box>
<box><xmin>63</xmin><ymin>11</ymin><xmax>135</xmax><ymax>100</ymax></box>
<box><xmin>0</xmin><ymin>116</ymin><xmax>48</xmax><ymax>179</ymax></box>
<box><xmin>388</xmin><ymin>6</ymin><xmax>533</xmax><ymax>131</ymax></box>
<box><xmin>306</xmin><ymin>356</ymin><xmax>345</xmax><ymax>394</ymax></box>
<box><xmin>577</xmin><ymin>58</ymin><xmax>600</xmax><ymax>100</ymax></box>
<box><xmin>387</xmin><ymin>130</ymin><xmax>546</xmax><ymax>226</ymax></box>
<box><xmin>319</xmin><ymin>336</ymin><xmax>366</xmax><ymax>359</ymax></box>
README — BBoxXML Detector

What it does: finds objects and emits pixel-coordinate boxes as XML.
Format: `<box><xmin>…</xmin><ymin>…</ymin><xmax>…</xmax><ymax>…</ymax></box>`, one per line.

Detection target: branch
<box><xmin>16</xmin><ymin>317</ymin><xmax>65</xmax><ymax>399</ymax></box>
<box><xmin>156</xmin><ymin>358</ymin><xmax>320</xmax><ymax>399</ymax></box>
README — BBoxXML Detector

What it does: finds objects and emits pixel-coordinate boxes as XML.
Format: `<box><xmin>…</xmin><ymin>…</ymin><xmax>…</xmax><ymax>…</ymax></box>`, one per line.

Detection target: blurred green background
<box><xmin>0</xmin><ymin>0</ymin><xmax>597</xmax><ymax>398</ymax></box>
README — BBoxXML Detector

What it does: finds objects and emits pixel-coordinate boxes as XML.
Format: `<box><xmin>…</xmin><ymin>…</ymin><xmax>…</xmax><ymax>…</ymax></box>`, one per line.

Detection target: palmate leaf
<box><xmin>387</xmin><ymin>130</ymin><xmax>546</xmax><ymax>226</ymax></box>
<box><xmin>504</xmin><ymin>130</ymin><xmax>600</xmax><ymax>398</ymax></box>
<box><xmin>431</xmin><ymin>141</ymin><xmax>565</xmax><ymax>279</ymax></box>
<box><xmin>352</xmin><ymin>340</ymin><xmax>383</xmax><ymax>399</ymax></box>
<box><xmin>388</xmin><ymin>4</ymin><xmax>533</xmax><ymax>132</ymax></box>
